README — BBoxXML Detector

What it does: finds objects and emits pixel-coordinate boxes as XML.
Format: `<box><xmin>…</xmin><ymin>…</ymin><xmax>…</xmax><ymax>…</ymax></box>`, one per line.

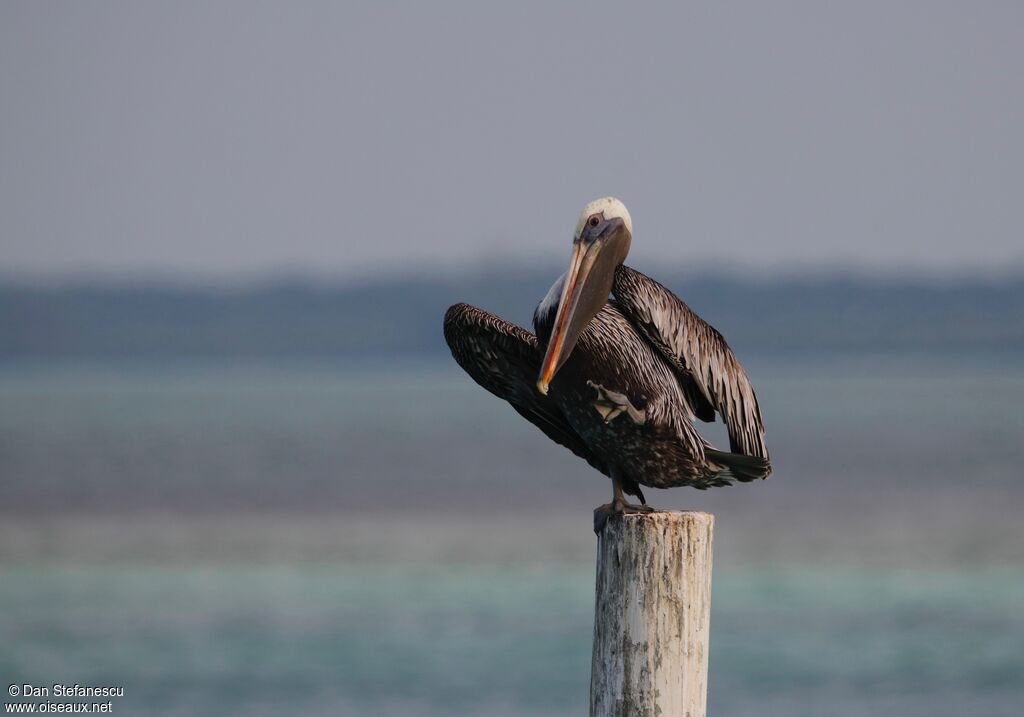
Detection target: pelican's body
<box><xmin>444</xmin><ymin>198</ymin><xmax>770</xmax><ymax>526</ymax></box>
<box><xmin>534</xmin><ymin>273</ymin><xmax>716</xmax><ymax>493</ymax></box>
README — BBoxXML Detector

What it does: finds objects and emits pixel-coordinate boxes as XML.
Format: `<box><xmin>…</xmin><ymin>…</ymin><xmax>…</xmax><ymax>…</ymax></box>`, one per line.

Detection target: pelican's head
<box><xmin>572</xmin><ymin>196</ymin><xmax>633</xmax><ymax>246</ymax></box>
<box><xmin>537</xmin><ymin>197</ymin><xmax>633</xmax><ymax>394</ymax></box>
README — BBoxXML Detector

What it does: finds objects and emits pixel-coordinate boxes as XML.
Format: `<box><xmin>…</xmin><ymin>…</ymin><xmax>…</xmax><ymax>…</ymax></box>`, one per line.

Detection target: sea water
<box><xmin>1</xmin><ymin>352</ymin><xmax>1022</xmax><ymax>715</ymax></box>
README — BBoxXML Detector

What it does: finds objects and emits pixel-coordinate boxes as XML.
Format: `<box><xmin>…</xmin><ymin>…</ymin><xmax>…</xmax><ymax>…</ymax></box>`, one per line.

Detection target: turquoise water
<box><xmin>2</xmin><ymin>565</ymin><xmax>1021</xmax><ymax>716</ymax></box>
<box><xmin>1</xmin><ymin>353</ymin><xmax>1023</xmax><ymax>714</ymax></box>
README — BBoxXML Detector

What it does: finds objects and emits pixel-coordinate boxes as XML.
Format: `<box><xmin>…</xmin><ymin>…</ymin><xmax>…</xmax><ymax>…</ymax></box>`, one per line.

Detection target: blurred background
<box><xmin>2</xmin><ymin>2</ymin><xmax>1022</xmax><ymax>716</ymax></box>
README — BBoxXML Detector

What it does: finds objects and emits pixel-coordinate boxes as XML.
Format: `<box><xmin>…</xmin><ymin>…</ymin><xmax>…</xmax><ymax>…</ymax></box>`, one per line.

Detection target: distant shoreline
<box><xmin>3</xmin><ymin>270</ymin><xmax>1023</xmax><ymax>359</ymax></box>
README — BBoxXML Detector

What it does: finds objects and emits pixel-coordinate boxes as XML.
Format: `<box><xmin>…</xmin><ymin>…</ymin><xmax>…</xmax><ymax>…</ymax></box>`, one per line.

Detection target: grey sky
<box><xmin>1</xmin><ymin>2</ymin><xmax>1021</xmax><ymax>279</ymax></box>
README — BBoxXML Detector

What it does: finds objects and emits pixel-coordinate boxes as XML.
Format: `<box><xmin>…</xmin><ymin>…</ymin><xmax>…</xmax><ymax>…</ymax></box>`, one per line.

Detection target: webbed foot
<box><xmin>586</xmin><ymin>381</ymin><xmax>646</xmax><ymax>424</ymax></box>
<box><xmin>593</xmin><ymin>499</ymin><xmax>655</xmax><ymax>534</ymax></box>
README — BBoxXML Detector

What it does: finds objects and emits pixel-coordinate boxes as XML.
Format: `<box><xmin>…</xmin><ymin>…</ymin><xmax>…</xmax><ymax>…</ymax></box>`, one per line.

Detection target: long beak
<box><xmin>537</xmin><ymin>242</ymin><xmax>589</xmax><ymax>395</ymax></box>
<box><xmin>536</xmin><ymin>223</ymin><xmax>622</xmax><ymax>394</ymax></box>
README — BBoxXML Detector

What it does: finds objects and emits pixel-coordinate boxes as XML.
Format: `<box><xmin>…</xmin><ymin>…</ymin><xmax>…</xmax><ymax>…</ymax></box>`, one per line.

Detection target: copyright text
<box><xmin>6</xmin><ymin>685</ymin><xmax>124</xmax><ymax>714</ymax></box>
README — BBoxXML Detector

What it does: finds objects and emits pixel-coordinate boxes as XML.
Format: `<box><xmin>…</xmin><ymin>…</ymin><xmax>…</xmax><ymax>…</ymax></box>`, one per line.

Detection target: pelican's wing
<box><xmin>443</xmin><ymin>303</ymin><xmax>608</xmax><ymax>475</ymax></box>
<box><xmin>613</xmin><ymin>265</ymin><xmax>771</xmax><ymax>472</ymax></box>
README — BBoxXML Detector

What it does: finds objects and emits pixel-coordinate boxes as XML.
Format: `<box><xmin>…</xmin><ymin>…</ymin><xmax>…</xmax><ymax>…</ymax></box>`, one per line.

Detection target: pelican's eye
<box><xmin>588</xmin><ymin>215</ymin><xmax>601</xmax><ymax>228</ymax></box>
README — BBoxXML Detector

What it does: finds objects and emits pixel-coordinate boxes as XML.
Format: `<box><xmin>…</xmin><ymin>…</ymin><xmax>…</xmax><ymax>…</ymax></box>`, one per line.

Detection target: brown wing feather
<box><xmin>613</xmin><ymin>265</ymin><xmax>771</xmax><ymax>471</ymax></box>
<box><xmin>443</xmin><ymin>303</ymin><xmax>609</xmax><ymax>476</ymax></box>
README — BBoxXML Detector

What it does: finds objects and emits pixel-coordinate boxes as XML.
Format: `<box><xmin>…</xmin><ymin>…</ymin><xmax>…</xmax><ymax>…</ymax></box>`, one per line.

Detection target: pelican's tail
<box><xmin>705</xmin><ymin>449</ymin><xmax>772</xmax><ymax>483</ymax></box>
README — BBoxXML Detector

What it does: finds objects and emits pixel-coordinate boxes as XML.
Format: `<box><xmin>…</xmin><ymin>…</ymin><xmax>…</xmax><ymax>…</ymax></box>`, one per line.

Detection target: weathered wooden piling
<box><xmin>590</xmin><ymin>511</ymin><xmax>715</xmax><ymax>717</ymax></box>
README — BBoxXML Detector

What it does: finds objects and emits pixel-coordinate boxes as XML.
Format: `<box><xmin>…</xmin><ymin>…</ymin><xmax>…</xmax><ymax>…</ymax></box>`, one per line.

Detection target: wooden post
<box><xmin>590</xmin><ymin>511</ymin><xmax>715</xmax><ymax>717</ymax></box>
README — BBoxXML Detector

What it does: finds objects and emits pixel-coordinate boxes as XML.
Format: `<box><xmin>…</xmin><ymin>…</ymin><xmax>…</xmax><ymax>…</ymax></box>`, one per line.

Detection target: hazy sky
<box><xmin>2</xmin><ymin>2</ymin><xmax>1021</xmax><ymax>279</ymax></box>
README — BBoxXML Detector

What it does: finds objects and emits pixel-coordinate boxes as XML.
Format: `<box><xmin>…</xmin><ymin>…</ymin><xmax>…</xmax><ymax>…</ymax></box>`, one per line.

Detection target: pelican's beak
<box><xmin>536</xmin><ymin>218</ymin><xmax>626</xmax><ymax>395</ymax></box>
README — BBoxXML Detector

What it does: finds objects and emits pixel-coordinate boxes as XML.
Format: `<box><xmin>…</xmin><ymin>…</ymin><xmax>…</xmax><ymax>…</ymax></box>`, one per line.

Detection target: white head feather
<box><xmin>574</xmin><ymin>197</ymin><xmax>633</xmax><ymax>239</ymax></box>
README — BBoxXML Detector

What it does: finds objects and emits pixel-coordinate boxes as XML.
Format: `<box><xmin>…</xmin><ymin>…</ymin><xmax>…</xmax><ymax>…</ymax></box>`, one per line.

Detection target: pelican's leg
<box><xmin>593</xmin><ymin>474</ymin><xmax>654</xmax><ymax>534</ymax></box>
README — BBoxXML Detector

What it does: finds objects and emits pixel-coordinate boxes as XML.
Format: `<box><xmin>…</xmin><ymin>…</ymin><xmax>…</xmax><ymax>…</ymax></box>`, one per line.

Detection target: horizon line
<box><xmin>3</xmin><ymin>258</ymin><xmax>1024</xmax><ymax>290</ymax></box>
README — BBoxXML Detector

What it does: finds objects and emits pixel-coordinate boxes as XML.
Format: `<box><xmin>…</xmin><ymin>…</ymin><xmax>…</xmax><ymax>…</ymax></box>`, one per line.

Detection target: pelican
<box><xmin>444</xmin><ymin>197</ymin><xmax>771</xmax><ymax>531</ymax></box>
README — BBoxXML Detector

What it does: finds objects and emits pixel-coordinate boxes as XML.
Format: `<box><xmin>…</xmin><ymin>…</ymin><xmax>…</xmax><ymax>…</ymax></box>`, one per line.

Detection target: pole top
<box><xmin>598</xmin><ymin>509</ymin><xmax>714</xmax><ymax>532</ymax></box>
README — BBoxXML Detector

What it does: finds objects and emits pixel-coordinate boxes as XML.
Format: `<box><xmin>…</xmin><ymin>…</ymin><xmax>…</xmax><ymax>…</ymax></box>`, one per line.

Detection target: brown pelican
<box><xmin>444</xmin><ymin>197</ymin><xmax>770</xmax><ymax>531</ymax></box>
